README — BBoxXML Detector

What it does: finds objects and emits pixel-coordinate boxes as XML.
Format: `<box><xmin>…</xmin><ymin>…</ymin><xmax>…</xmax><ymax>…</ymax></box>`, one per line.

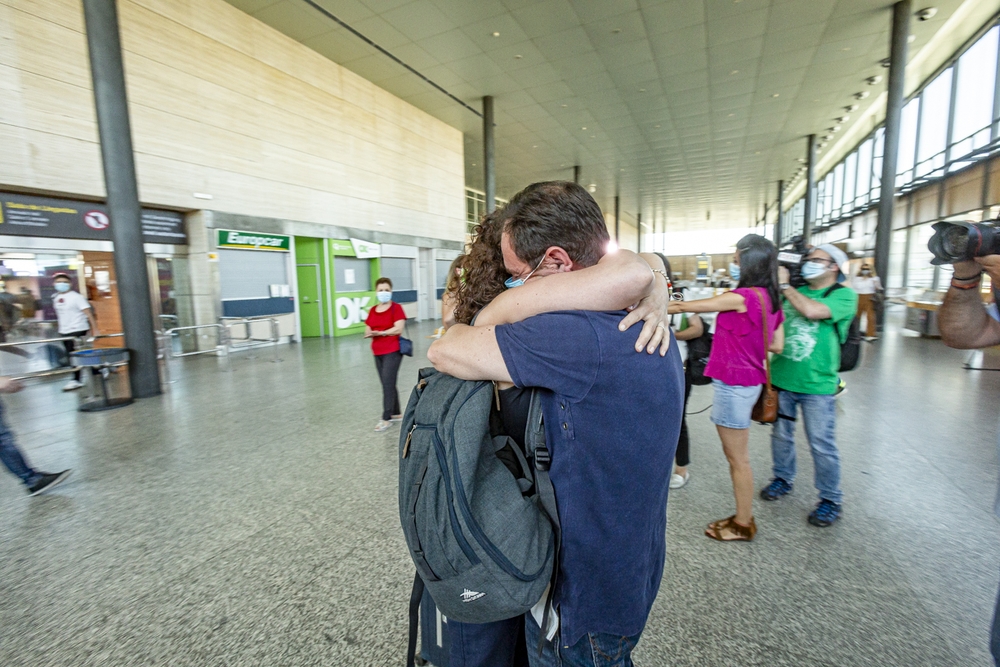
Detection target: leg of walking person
<box><xmin>61</xmin><ymin>330</ymin><xmax>88</xmax><ymax>387</ymax></box>
<box><xmin>763</xmin><ymin>391</ymin><xmax>799</xmax><ymax>499</ymax></box>
<box><xmin>717</xmin><ymin>425</ymin><xmax>754</xmax><ymax>525</ymax></box>
<box><xmin>800</xmin><ymin>392</ymin><xmax>843</xmax><ymax>526</ymax></box>
<box><xmin>379</xmin><ymin>351</ymin><xmax>403</xmax><ymax>420</ymax></box>
<box><xmin>524</xmin><ymin>613</ymin><xmax>641</xmax><ymax>667</ymax></box>
<box><xmin>0</xmin><ymin>401</ymin><xmax>40</xmax><ymax>488</ymax></box>
<box><xmin>385</xmin><ymin>350</ymin><xmax>403</xmax><ymax>418</ymax></box>
<box><xmin>671</xmin><ymin>371</ymin><xmax>693</xmax><ymax>488</ymax></box>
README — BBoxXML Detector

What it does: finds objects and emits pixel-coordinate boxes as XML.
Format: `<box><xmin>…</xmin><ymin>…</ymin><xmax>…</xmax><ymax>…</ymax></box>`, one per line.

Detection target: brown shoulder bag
<box><xmin>750</xmin><ymin>288</ymin><xmax>779</xmax><ymax>424</ymax></box>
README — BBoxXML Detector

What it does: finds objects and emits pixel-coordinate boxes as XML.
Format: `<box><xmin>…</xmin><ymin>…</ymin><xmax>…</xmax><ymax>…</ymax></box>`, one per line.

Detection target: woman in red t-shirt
<box><xmin>365</xmin><ymin>277</ymin><xmax>407</xmax><ymax>432</ymax></box>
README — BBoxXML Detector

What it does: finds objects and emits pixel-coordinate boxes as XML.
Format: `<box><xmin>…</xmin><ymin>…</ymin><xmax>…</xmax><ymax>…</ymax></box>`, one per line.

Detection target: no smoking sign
<box><xmin>84</xmin><ymin>210</ymin><xmax>110</xmax><ymax>231</ymax></box>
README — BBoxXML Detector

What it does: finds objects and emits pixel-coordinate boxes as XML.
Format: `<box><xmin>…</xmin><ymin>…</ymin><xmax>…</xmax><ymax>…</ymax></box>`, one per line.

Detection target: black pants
<box><xmin>63</xmin><ymin>330</ymin><xmax>89</xmax><ymax>382</ymax></box>
<box><xmin>675</xmin><ymin>367</ymin><xmax>693</xmax><ymax>467</ymax></box>
<box><xmin>374</xmin><ymin>351</ymin><xmax>402</xmax><ymax>421</ymax></box>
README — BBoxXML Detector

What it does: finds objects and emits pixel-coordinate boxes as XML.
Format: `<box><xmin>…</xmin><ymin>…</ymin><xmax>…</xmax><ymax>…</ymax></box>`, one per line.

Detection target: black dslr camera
<box><xmin>777</xmin><ymin>235</ymin><xmax>810</xmax><ymax>288</ymax></box>
<box><xmin>928</xmin><ymin>220</ymin><xmax>1000</xmax><ymax>265</ymax></box>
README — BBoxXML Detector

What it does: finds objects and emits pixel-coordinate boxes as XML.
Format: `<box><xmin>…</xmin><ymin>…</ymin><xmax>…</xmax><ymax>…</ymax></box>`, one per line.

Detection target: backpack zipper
<box><xmin>402</xmin><ymin>425</ymin><xmax>416</xmax><ymax>458</ymax></box>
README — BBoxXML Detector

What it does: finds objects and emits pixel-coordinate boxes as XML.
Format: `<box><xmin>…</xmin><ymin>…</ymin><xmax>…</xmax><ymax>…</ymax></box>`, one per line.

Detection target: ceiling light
<box><xmin>880</xmin><ymin>57</ymin><xmax>891</xmax><ymax>68</ymax></box>
<box><xmin>590</xmin><ymin>135</ymin><xmax>595</xmax><ymax>138</ymax></box>
<box><xmin>916</xmin><ymin>7</ymin><xmax>938</xmax><ymax>21</ymax></box>
<box><xmin>908</xmin><ymin>34</ymin><xmax>916</xmax><ymax>43</ymax></box>
<box><xmin>841</xmin><ymin>47</ymin><xmax>851</xmax><ymax>52</ymax></box>
<box><xmin>855</xmin><ymin>91</ymin><xmax>870</xmax><ymax>100</ymax></box>
<box><xmin>730</xmin><ymin>70</ymin><xmax>739</xmax><ymax>75</ymax></box>
<box><xmin>837</xmin><ymin>115</ymin><xmax>850</xmax><ymax>123</ymax></box>
<box><xmin>831</xmin><ymin>125</ymin><xmax>841</xmax><ymax>132</ymax></box>
<box><xmin>588</xmin><ymin>184</ymin><xmax>597</xmax><ymax>193</ymax></box>
<box><xmin>728</xmin><ymin>113</ymin><xmax>735</xmax><ymax>117</ymax></box>
<box><xmin>514</xmin><ymin>54</ymin><xmax>522</xmax><ymax>59</ymax></box>
<box><xmin>639</xmin><ymin>88</ymin><xmax>646</xmax><ymax>92</ymax></box>
<box><xmin>654</xmin><ymin>124</ymin><xmax>660</xmax><ymax>128</ymax></box>
<box><xmin>845</xmin><ymin>104</ymin><xmax>859</xmax><ymax>112</ymax></box>
<box><xmin>532</xmin><ymin>145</ymin><xmax>537</xmax><ymax>148</ymax></box>
<box><xmin>772</xmin><ymin>93</ymin><xmax>780</xmax><ymax>98</ymax></box>
<box><xmin>866</xmin><ymin>75</ymin><xmax>882</xmax><ymax>85</ymax></box>
<box><xmin>492</xmin><ymin>31</ymin><xmax>500</xmax><ymax>37</ymax></box>
<box><xmin>471</xmin><ymin>163</ymin><xmax>476</xmax><ymax>166</ymax></box>
<box><xmin>612</xmin><ymin>28</ymin><xmax>622</xmax><ymax>34</ymax></box>
<box><xmin>581</xmin><ymin>126</ymin><xmax>587</xmax><ymax>130</ymax></box>
<box><xmin>824</xmin><ymin>134</ymin><xmax>834</xmax><ymax>141</ymax></box>
<box><xmin>561</xmin><ymin>104</ymin><xmax>567</xmax><ymax>108</ymax></box>
<box><xmin>797</xmin><ymin>158</ymin><xmax>806</xmax><ymax>163</ymax></box>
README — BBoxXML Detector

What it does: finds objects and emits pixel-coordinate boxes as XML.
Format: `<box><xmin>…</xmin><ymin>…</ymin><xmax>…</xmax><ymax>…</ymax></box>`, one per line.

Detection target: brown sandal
<box><xmin>705</xmin><ymin>515</ymin><xmax>757</xmax><ymax>542</ymax></box>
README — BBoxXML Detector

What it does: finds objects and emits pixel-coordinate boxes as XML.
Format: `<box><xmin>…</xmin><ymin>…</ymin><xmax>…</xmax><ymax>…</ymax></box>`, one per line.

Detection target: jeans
<box><xmin>771</xmin><ymin>390</ymin><xmax>842</xmax><ymax>504</ymax></box>
<box><xmin>0</xmin><ymin>400</ymin><xmax>38</xmax><ymax>487</ymax></box>
<box><xmin>373</xmin><ymin>351</ymin><xmax>402</xmax><ymax>421</ymax></box>
<box><xmin>449</xmin><ymin>617</ymin><xmax>528</xmax><ymax>667</ymax></box>
<box><xmin>524</xmin><ymin>615</ymin><xmax>641</xmax><ymax>667</ymax></box>
<box><xmin>992</xmin><ymin>576</ymin><xmax>1000</xmax><ymax>666</ymax></box>
<box><xmin>63</xmin><ymin>330</ymin><xmax>89</xmax><ymax>382</ymax></box>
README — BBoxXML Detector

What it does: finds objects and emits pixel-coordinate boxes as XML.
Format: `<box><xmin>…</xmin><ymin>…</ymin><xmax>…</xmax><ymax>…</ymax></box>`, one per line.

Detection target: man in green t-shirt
<box><xmin>759</xmin><ymin>244</ymin><xmax>858</xmax><ymax>528</ymax></box>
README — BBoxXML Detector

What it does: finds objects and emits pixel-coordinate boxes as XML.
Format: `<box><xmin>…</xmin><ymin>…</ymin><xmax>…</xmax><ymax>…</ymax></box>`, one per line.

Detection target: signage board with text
<box><xmin>216</xmin><ymin>229</ymin><xmax>290</xmax><ymax>252</ymax></box>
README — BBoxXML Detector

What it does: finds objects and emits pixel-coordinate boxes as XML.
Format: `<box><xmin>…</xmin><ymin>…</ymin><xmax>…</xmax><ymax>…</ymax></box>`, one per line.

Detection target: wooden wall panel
<box><xmin>0</xmin><ymin>0</ymin><xmax>466</xmax><ymax>242</ymax></box>
<box><xmin>945</xmin><ymin>163</ymin><xmax>985</xmax><ymax>218</ymax></box>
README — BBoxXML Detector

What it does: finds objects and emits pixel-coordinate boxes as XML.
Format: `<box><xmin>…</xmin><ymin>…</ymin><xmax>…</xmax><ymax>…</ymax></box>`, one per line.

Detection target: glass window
<box><xmin>816</xmin><ymin>178</ymin><xmax>826</xmax><ymax>222</ymax></box>
<box><xmin>843</xmin><ymin>152</ymin><xmax>857</xmax><ymax>214</ymax></box>
<box><xmin>824</xmin><ymin>172</ymin><xmax>835</xmax><ymax>221</ymax></box>
<box><xmin>915</xmin><ymin>67</ymin><xmax>953</xmax><ymax>179</ymax></box>
<box><xmin>907</xmin><ymin>224</ymin><xmax>939</xmax><ymax>289</ymax></box>
<box><xmin>855</xmin><ymin>138</ymin><xmax>873</xmax><ymax>207</ymax></box>
<box><xmin>952</xmin><ymin>26</ymin><xmax>999</xmax><ymax>163</ymax></box>
<box><xmin>436</xmin><ymin>259</ymin><xmax>454</xmax><ymax>289</ymax></box>
<box><xmin>896</xmin><ymin>97</ymin><xmax>920</xmax><ymax>186</ymax></box>
<box><xmin>833</xmin><ymin>162</ymin><xmax>846</xmax><ymax>218</ymax></box>
<box><xmin>888</xmin><ymin>229</ymin><xmax>907</xmax><ymax>289</ymax></box>
<box><xmin>872</xmin><ymin>128</ymin><xmax>885</xmax><ymax>201</ymax></box>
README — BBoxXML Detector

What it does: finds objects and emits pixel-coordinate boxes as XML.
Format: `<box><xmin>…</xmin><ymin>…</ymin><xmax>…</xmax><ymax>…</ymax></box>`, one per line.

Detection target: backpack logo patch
<box><xmin>460</xmin><ymin>589</ymin><xmax>486</xmax><ymax>603</ymax></box>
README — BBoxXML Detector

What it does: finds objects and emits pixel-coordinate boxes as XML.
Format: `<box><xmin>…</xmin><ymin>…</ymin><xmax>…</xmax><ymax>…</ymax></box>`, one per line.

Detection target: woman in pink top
<box><xmin>668</xmin><ymin>234</ymin><xmax>784</xmax><ymax>542</ymax></box>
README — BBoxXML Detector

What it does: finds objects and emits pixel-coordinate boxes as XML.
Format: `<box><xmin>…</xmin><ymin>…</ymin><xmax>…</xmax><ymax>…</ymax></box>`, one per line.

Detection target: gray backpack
<box><xmin>399</xmin><ymin>368</ymin><xmax>559</xmax><ymax>664</ymax></box>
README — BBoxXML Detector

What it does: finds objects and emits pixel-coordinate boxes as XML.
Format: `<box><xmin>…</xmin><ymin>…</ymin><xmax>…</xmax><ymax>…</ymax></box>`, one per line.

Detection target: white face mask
<box><xmin>376</xmin><ymin>291</ymin><xmax>392</xmax><ymax>303</ymax></box>
<box><xmin>54</xmin><ymin>282</ymin><xmax>71</xmax><ymax>293</ymax></box>
<box><xmin>801</xmin><ymin>261</ymin><xmax>828</xmax><ymax>280</ymax></box>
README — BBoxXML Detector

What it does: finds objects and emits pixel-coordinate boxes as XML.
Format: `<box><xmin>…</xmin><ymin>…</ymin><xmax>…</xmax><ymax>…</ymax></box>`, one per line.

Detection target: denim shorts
<box><xmin>710</xmin><ymin>379</ymin><xmax>762</xmax><ymax>430</ymax></box>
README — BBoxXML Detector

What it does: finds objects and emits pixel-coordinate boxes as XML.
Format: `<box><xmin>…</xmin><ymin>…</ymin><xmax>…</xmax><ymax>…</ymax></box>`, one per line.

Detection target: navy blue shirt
<box><xmin>495</xmin><ymin>310</ymin><xmax>683</xmax><ymax>646</ymax></box>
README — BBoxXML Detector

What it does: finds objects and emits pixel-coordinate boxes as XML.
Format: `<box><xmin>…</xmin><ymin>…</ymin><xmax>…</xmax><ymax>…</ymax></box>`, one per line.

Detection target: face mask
<box><xmin>801</xmin><ymin>261</ymin><xmax>828</xmax><ymax>280</ymax></box>
<box><xmin>504</xmin><ymin>256</ymin><xmax>546</xmax><ymax>289</ymax></box>
<box><xmin>860</xmin><ymin>269</ymin><xmax>871</xmax><ymax>276</ymax></box>
<box><xmin>54</xmin><ymin>283</ymin><xmax>71</xmax><ymax>293</ymax></box>
<box><xmin>728</xmin><ymin>263</ymin><xmax>740</xmax><ymax>282</ymax></box>
<box><xmin>376</xmin><ymin>291</ymin><xmax>392</xmax><ymax>303</ymax></box>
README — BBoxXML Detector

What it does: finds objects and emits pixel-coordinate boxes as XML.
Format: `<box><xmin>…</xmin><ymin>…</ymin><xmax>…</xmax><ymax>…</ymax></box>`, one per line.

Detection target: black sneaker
<box><xmin>760</xmin><ymin>477</ymin><xmax>793</xmax><ymax>501</ymax></box>
<box><xmin>808</xmin><ymin>499</ymin><xmax>843</xmax><ymax>527</ymax></box>
<box><xmin>27</xmin><ymin>470</ymin><xmax>72</xmax><ymax>496</ymax></box>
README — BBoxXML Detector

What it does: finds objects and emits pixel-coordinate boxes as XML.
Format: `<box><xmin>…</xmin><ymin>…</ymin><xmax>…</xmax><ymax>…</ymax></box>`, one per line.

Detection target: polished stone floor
<box><xmin>0</xmin><ymin>309</ymin><xmax>997</xmax><ymax>666</ymax></box>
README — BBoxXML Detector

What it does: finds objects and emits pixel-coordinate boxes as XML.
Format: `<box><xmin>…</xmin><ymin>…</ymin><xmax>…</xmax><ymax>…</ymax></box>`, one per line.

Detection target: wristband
<box><xmin>779</xmin><ymin>283</ymin><xmax>792</xmax><ymax>291</ymax></box>
<box><xmin>952</xmin><ymin>271</ymin><xmax>983</xmax><ymax>283</ymax></box>
<box><xmin>951</xmin><ymin>278</ymin><xmax>981</xmax><ymax>290</ymax></box>
<box><xmin>651</xmin><ymin>268</ymin><xmax>669</xmax><ymax>283</ymax></box>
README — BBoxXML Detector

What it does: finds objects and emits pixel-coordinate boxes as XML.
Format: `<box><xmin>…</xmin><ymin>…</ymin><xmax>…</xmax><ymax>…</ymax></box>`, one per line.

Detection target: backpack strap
<box><xmin>525</xmin><ymin>389</ymin><xmax>561</xmax><ymax>655</ymax></box>
<box><xmin>820</xmin><ymin>283</ymin><xmax>845</xmax><ymax>341</ymax></box>
<box><xmin>406</xmin><ymin>571</ymin><xmax>424</xmax><ymax>667</ymax></box>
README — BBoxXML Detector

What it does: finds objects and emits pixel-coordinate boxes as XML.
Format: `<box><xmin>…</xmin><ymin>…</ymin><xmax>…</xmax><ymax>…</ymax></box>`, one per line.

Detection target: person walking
<box><xmin>364</xmin><ymin>277</ymin><xmax>406</xmax><ymax>433</ymax></box>
<box><xmin>852</xmin><ymin>263</ymin><xmax>882</xmax><ymax>340</ymax></box>
<box><xmin>51</xmin><ymin>273</ymin><xmax>98</xmax><ymax>391</ymax></box>
<box><xmin>668</xmin><ymin>234</ymin><xmax>784</xmax><ymax>541</ymax></box>
<box><xmin>760</xmin><ymin>245</ymin><xmax>857</xmax><ymax>528</ymax></box>
<box><xmin>0</xmin><ymin>376</ymin><xmax>71</xmax><ymax>495</ymax></box>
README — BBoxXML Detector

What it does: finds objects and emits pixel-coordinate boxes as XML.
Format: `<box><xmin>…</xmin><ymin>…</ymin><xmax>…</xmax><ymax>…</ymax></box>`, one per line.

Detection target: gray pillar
<box><xmin>875</xmin><ymin>0</ymin><xmax>912</xmax><ymax>284</ymax></box>
<box><xmin>573</xmin><ymin>165</ymin><xmax>580</xmax><ymax>184</ymax></box>
<box><xmin>775</xmin><ymin>180</ymin><xmax>785</xmax><ymax>245</ymax></box>
<box><xmin>803</xmin><ymin>134</ymin><xmax>817</xmax><ymax>243</ymax></box>
<box><xmin>614</xmin><ymin>195</ymin><xmax>620</xmax><ymax>243</ymax></box>
<box><xmin>82</xmin><ymin>0</ymin><xmax>160</xmax><ymax>398</ymax></box>
<box><xmin>482</xmin><ymin>96</ymin><xmax>496</xmax><ymax>214</ymax></box>
<box><xmin>637</xmin><ymin>212</ymin><xmax>642</xmax><ymax>252</ymax></box>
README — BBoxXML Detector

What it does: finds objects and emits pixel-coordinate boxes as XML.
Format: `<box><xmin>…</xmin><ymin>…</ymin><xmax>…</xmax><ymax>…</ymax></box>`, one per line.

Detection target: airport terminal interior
<box><xmin>3</xmin><ymin>0</ymin><xmax>1000</xmax><ymax>665</ymax></box>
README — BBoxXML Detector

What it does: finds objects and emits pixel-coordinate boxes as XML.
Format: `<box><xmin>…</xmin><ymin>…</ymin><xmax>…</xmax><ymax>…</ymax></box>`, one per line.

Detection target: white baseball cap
<box><xmin>816</xmin><ymin>244</ymin><xmax>849</xmax><ymax>283</ymax></box>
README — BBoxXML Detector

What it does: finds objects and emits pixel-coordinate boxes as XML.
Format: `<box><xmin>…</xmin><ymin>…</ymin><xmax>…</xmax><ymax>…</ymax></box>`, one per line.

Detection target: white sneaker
<box><xmin>374</xmin><ymin>420</ymin><xmax>392</xmax><ymax>432</ymax></box>
<box><xmin>670</xmin><ymin>470</ymin><xmax>690</xmax><ymax>489</ymax></box>
<box><xmin>389</xmin><ymin>415</ymin><xmax>403</xmax><ymax>422</ymax></box>
<box><xmin>62</xmin><ymin>380</ymin><xmax>83</xmax><ymax>392</ymax></box>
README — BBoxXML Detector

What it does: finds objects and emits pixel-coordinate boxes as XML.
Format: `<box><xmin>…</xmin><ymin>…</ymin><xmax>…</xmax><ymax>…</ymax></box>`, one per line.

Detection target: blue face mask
<box><xmin>729</xmin><ymin>263</ymin><xmax>740</xmax><ymax>282</ymax></box>
<box><xmin>504</xmin><ymin>256</ymin><xmax>545</xmax><ymax>289</ymax></box>
<box><xmin>801</xmin><ymin>261</ymin><xmax>828</xmax><ymax>280</ymax></box>
<box><xmin>54</xmin><ymin>282</ymin><xmax>71</xmax><ymax>293</ymax></box>
<box><xmin>376</xmin><ymin>291</ymin><xmax>392</xmax><ymax>303</ymax></box>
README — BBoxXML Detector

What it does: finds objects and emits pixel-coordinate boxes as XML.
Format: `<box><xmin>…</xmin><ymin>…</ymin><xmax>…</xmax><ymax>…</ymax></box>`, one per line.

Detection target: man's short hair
<box><xmin>500</xmin><ymin>181</ymin><xmax>610</xmax><ymax>269</ymax></box>
<box><xmin>52</xmin><ymin>273</ymin><xmax>71</xmax><ymax>281</ymax></box>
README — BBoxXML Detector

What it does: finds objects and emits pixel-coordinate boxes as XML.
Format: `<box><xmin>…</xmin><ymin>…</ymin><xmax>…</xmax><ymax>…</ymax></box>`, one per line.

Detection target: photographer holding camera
<box><xmin>760</xmin><ymin>245</ymin><xmax>858</xmax><ymax>528</ymax></box>
<box><xmin>937</xmin><ymin>254</ymin><xmax>1000</xmax><ymax>666</ymax></box>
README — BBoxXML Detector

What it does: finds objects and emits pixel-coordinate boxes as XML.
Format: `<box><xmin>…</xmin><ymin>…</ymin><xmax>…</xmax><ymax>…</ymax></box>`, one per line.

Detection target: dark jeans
<box><xmin>0</xmin><ymin>400</ymin><xmax>38</xmax><ymax>487</ymax></box>
<box><xmin>63</xmin><ymin>330</ymin><xmax>89</xmax><ymax>382</ymax></box>
<box><xmin>675</xmin><ymin>367</ymin><xmax>693</xmax><ymax>467</ymax></box>
<box><xmin>524</xmin><ymin>615</ymin><xmax>641</xmax><ymax>667</ymax></box>
<box><xmin>449</xmin><ymin>617</ymin><xmax>529</xmax><ymax>667</ymax></box>
<box><xmin>374</xmin><ymin>351</ymin><xmax>402</xmax><ymax>421</ymax></box>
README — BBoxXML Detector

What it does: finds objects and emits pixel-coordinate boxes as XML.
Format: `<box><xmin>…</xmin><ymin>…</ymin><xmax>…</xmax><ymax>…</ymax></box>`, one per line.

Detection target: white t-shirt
<box><xmin>852</xmin><ymin>276</ymin><xmax>882</xmax><ymax>295</ymax></box>
<box><xmin>53</xmin><ymin>290</ymin><xmax>91</xmax><ymax>334</ymax></box>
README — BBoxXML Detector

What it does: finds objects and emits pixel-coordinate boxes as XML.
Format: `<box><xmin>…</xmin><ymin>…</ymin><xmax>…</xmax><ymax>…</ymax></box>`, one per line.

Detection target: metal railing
<box><xmin>0</xmin><ymin>333</ymin><xmax>126</xmax><ymax>382</ymax></box>
<box><xmin>221</xmin><ymin>316</ymin><xmax>282</xmax><ymax>363</ymax></box>
<box><xmin>159</xmin><ymin>323</ymin><xmax>229</xmax><ymax>384</ymax></box>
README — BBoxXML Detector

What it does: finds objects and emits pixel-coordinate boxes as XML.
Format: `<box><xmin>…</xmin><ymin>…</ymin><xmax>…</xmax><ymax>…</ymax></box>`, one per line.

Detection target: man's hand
<box><xmin>975</xmin><ymin>256</ymin><xmax>1000</xmax><ymax>285</ymax></box>
<box><xmin>618</xmin><ymin>274</ymin><xmax>672</xmax><ymax>355</ymax></box>
<box><xmin>0</xmin><ymin>377</ymin><xmax>23</xmax><ymax>394</ymax></box>
<box><xmin>778</xmin><ymin>266</ymin><xmax>790</xmax><ymax>284</ymax></box>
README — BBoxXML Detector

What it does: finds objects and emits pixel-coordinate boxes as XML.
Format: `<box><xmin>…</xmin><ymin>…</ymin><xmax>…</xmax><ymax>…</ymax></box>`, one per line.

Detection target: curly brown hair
<box><xmin>454</xmin><ymin>210</ymin><xmax>509</xmax><ymax>325</ymax></box>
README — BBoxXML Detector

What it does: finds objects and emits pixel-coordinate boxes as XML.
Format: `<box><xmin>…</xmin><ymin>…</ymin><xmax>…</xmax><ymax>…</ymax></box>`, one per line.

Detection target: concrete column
<box><xmin>482</xmin><ymin>96</ymin><xmax>496</xmax><ymax>214</ymax></box>
<box><xmin>875</xmin><ymin>0</ymin><xmax>912</xmax><ymax>284</ymax></box>
<box><xmin>82</xmin><ymin>0</ymin><xmax>160</xmax><ymax>397</ymax></box>
<box><xmin>803</xmin><ymin>134</ymin><xmax>817</xmax><ymax>243</ymax></box>
<box><xmin>637</xmin><ymin>212</ymin><xmax>642</xmax><ymax>252</ymax></box>
<box><xmin>775</xmin><ymin>180</ymin><xmax>785</xmax><ymax>245</ymax></box>
<box><xmin>573</xmin><ymin>165</ymin><xmax>580</xmax><ymax>184</ymax></box>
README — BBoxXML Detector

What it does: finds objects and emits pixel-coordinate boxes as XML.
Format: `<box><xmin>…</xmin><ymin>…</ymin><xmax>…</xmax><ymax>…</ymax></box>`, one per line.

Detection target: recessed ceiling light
<box><xmin>730</xmin><ymin>70</ymin><xmax>739</xmax><ymax>75</ymax></box>
<box><xmin>728</xmin><ymin>113</ymin><xmax>735</xmax><ymax>117</ymax></box>
<box><xmin>588</xmin><ymin>184</ymin><xmax>597</xmax><ymax>193</ymax></box>
<box><xmin>797</xmin><ymin>158</ymin><xmax>806</xmax><ymax>163</ymax></box>
<box><xmin>590</xmin><ymin>135</ymin><xmax>595</xmax><ymax>138</ymax></box>
<box><xmin>654</xmin><ymin>124</ymin><xmax>660</xmax><ymax>128</ymax></box>
<box><xmin>581</xmin><ymin>126</ymin><xmax>587</xmax><ymax>130</ymax></box>
<box><xmin>561</xmin><ymin>104</ymin><xmax>568</xmax><ymax>108</ymax></box>
<box><xmin>472</xmin><ymin>163</ymin><xmax>477</xmax><ymax>166</ymax></box>
<box><xmin>855</xmin><ymin>91</ymin><xmax>870</xmax><ymax>100</ymax></box>
<box><xmin>841</xmin><ymin>47</ymin><xmax>852</xmax><ymax>52</ymax></box>
<box><xmin>866</xmin><ymin>75</ymin><xmax>882</xmax><ymax>85</ymax></box>
<box><xmin>532</xmin><ymin>145</ymin><xmax>537</xmax><ymax>148</ymax></box>
<box><xmin>908</xmin><ymin>34</ymin><xmax>916</xmax><ymax>43</ymax></box>
<box><xmin>830</xmin><ymin>125</ymin><xmax>841</xmax><ymax>132</ymax></box>
<box><xmin>772</xmin><ymin>93</ymin><xmax>780</xmax><ymax>98</ymax></box>
<box><xmin>492</xmin><ymin>31</ymin><xmax>500</xmax><ymax>37</ymax></box>
<box><xmin>514</xmin><ymin>54</ymin><xmax>522</xmax><ymax>59</ymax></box>
<box><xmin>837</xmin><ymin>115</ymin><xmax>850</xmax><ymax>123</ymax></box>
<box><xmin>824</xmin><ymin>134</ymin><xmax>834</xmax><ymax>141</ymax></box>
<box><xmin>612</xmin><ymin>28</ymin><xmax>622</xmax><ymax>34</ymax></box>
<box><xmin>845</xmin><ymin>104</ymin><xmax>859</xmax><ymax>112</ymax></box>
<box><xmin>639</xmin><ymin>88</ymin><xmax>646</xmax><ymax>92</ymax></box>
<box><xmin>755</xmin><ymin>151</ymin><xmax>761</xmax><ymax>155</ymax></box>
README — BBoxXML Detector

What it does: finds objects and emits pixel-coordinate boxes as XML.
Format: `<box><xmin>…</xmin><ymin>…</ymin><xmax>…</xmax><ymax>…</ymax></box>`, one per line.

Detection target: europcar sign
<box><xmin>216</xmin><ymin>229</ymin><xmax>290</xmax><ymax>251</ymax></box>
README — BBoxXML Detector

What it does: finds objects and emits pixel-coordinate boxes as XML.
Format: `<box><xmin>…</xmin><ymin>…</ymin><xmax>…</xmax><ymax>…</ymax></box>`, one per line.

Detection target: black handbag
<box><xmin>685</xmin><ymin>321</ymin><xmax>713</xmax><ymax>386</ymax></box>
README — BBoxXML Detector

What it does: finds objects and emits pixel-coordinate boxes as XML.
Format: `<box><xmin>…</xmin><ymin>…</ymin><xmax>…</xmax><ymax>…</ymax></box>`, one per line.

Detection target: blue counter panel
<box><xmin>222</xmin><ymin>297</ymin><xmax>295</xmax><ymax>318</ymax></box>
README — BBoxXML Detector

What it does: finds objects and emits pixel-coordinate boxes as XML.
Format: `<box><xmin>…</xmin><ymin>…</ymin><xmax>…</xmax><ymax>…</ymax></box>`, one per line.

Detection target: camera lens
<box><xmin>941</xmin><ymin>226</ymin><xmax>971</xmax><ymax>259</ymax></box>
